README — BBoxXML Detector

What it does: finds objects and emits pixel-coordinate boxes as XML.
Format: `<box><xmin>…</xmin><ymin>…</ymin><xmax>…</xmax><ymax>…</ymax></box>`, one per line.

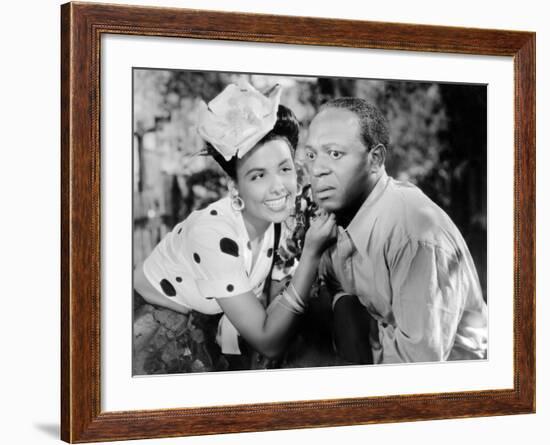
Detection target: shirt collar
<box><xmin>344</xmin><ymin>170</ymin><xmax>390</xmax><ymax>256</ymax></box>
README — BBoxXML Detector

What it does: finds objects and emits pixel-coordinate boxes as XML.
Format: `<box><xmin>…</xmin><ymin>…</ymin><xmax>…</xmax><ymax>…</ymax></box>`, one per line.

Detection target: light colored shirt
<box><xmin>319</xmin><ymin>171</ymin><xmax>488</xmax><ymax>364</ymax></box>
<box><xmin>141</xmin><ymin>196</ymin><xmax>275</xmax><ymax>354</ymax></box>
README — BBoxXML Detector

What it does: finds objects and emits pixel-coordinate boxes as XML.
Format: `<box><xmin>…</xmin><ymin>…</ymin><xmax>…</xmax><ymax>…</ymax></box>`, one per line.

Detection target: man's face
<box><xmin>304</xmin><ymin>108</ymin><xmax>371</xmax><ymax>216</ymax></box>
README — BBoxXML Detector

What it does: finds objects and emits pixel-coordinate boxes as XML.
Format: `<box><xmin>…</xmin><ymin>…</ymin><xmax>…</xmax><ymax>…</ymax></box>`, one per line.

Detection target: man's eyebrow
<box><xmin>321</xmin><ymin>142</ymin><xmax>346</xmax><ymax>150</ymax></box>
<box><xmin>305</xmin><ymin>142</ymin><xmax>345</xmax><ymax>149</ymax></box>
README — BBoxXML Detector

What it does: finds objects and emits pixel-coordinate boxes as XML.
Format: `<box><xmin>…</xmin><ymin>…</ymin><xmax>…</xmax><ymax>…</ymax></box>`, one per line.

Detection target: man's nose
<box><xmin>311</xmin><ymin>156</ymin><xmax>330</xmax><ymax>177</ymax></box>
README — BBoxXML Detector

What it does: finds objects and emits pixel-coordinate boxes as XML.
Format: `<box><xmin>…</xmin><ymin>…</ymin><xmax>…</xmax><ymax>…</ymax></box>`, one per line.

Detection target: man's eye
<box><xmin>329</xmin><ymin>150</ymin><xmax>343</xmax><ymax>160</ymax></box>
<box><xmin>281</xmin><ymin>166</ymin><xmax>293</xmax><ymax>173</ymax></box>
<box><xmin>251</xmin><ymin>173</ymin><xmax>264</xmax><ymax>181</ymax></box>
<box><xmin>305</xmin><ymin>150</ymin><xmax>316</xmax><ymax>160</ymax></box>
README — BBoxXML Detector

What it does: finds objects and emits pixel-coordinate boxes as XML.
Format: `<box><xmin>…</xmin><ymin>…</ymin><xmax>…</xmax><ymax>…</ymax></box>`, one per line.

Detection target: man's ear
<box><xmin>368</xmin><ymin>144</ymin><xmax>386</xmax><ymax>170</ymax></box>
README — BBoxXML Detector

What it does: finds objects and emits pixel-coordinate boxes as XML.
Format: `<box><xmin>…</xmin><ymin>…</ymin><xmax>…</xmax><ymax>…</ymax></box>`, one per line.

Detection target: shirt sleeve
<box><xmin>186</xmin><ymin>220</ymin><xmax>253</xmax><ymax>300</ymax></box>
<box><xmin>380</xmin><ymin>240</ymin><xmax>467</xmax><ymax>363</ymax></box>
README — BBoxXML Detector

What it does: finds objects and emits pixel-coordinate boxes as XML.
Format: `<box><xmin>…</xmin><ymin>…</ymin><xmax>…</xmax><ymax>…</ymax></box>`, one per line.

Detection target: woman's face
<box><xmin>235</xmin><ymin>138</ymin><xmax>297</xmax><ymax>225</ymax></box>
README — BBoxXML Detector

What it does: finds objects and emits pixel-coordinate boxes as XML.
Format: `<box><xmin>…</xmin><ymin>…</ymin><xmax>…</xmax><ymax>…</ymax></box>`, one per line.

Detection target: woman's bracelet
<box><xmin>273</xmin><ymin>282</ymin><xmax>306</xmax><ymax>315</ymax></box>
<box><xmin>271</xmin><ymin>293</ymin><xmax>298</xmax><ymax>314</ymax></box>
<box><xmin>286</xmin><ymin>282</ymin><xmax>306</xmax><ymax>310</ymax></box>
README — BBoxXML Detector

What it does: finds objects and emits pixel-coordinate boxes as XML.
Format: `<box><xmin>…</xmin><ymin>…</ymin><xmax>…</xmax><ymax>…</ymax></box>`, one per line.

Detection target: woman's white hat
<box><xmin>197</xmin><ymin>79</ymin><xmax>282</xmax><ymax>161</ymax></box>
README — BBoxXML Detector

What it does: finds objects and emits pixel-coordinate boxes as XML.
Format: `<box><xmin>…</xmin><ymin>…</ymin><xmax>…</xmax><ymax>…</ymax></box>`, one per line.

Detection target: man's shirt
<box><xmin>320</xmin><ymin>171</ymin><xmax>488</xmax><ymax>364</ymax></box>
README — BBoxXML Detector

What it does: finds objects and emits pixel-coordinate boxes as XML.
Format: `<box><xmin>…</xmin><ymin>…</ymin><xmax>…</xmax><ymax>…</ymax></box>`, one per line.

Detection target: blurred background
<box><xmin>132</xmin><ymin>69</ymin><xmax>487</xmax><ymax>374</ymax></box>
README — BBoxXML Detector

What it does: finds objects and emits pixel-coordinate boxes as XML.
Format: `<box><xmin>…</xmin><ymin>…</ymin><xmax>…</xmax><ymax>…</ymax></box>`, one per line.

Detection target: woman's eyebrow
<box><xmin>244</xmin><ymin>167</ymin><xmax>265</xmax><ymax>176</ymax></box>
<box><xmin>246</xmin><ymin>159</ymin><xmax>291</xmax><ymax>175</ymax></box>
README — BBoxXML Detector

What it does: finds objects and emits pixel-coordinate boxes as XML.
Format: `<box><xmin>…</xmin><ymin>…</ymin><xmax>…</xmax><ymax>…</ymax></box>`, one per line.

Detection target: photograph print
<box><xmin>132</xmin><ymin>68</ymin><xmax>488</xmax><ymax>375</ymax></box>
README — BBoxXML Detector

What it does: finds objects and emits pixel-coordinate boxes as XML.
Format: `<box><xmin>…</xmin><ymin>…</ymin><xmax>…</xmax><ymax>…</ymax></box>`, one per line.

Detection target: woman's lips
<box><xmin>264</xmin><ymin>195</ymin><xmax>288</xmax><ymax>211</ymax></box>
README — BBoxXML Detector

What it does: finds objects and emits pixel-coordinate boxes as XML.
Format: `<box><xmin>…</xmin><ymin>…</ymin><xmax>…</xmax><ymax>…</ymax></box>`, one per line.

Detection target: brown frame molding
<box><xmin>61</xmin><ymin>2</ymin><xmax>536</xmax><ymax>442</ymax></box>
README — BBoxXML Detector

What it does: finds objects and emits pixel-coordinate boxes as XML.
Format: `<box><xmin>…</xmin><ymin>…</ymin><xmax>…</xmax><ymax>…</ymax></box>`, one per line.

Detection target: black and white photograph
<box><xmin>132</xmin><ymin>69</ymin><xmax>488</xmax><ymax>375</ymax></box>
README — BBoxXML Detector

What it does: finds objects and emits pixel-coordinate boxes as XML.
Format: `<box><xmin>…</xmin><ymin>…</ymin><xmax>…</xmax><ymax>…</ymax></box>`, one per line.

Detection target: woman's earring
<box><xmin>230</xmin><ymin>186</ymin><xmax>245</xmax><ymax>212</ymax></box>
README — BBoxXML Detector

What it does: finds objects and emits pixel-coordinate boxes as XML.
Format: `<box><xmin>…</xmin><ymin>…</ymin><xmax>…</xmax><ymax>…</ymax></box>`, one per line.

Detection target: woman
<box><xmin>134</xmin><ymin>81</ymin><xmax>335</xmax><ymax>360</ymax></box>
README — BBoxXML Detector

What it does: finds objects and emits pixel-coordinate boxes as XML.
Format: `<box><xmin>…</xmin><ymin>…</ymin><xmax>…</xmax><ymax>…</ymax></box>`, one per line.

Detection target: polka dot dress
<box><xmin>141</xmin><ymin>196</ymin><xmax>275</xmax><ymax>315</ymax></box>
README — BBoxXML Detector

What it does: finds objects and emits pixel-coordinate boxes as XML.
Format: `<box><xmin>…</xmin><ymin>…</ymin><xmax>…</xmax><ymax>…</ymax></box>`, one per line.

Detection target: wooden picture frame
<box><xmin>61</xmin><ymin>1</ymin><xmax>535</xmax><ymax>442</ymax></box>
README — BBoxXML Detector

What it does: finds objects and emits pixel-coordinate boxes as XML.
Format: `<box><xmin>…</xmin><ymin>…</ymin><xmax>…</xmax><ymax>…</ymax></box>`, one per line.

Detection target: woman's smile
<box><xmin>264</xmin><ymin>195</ymin><xmax>289</xmax><ymax>211</ymax></box>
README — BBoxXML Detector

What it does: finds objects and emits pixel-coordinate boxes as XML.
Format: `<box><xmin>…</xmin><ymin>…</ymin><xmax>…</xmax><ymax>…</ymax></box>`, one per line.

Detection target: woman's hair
<box><xmin>206</xmin><ymin>104</ymin><xmax>300</xmax><ymax>180</ymax></box>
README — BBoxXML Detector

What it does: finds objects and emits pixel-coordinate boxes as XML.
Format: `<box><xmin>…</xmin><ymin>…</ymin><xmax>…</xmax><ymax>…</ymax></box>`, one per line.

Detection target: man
<box><xmin>304</xmin><ymin>98</ymin><xmax>487</xmax><ymax>364</ymax></box>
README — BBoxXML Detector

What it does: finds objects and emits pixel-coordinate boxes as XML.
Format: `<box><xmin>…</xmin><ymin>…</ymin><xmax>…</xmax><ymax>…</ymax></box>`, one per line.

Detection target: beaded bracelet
<box><xmin>272</xmin><ymin>282</ymin><xmax>306</xmax><ymax>315</ymax></box>
<box><xmin>285</xmin><ymin>282</ymin><xmax>306</xmax><ymax>312</ymax></box>
<box><xmin>272</xmin><ymin>292</ymin><xmax>299</xmax><ymax>314</ymax></box>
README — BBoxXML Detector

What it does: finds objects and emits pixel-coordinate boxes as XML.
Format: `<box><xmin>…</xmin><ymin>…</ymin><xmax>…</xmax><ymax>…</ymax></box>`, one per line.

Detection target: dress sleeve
<box><xmin>380</xmin><ymin>240</ymin><xmax>467</xmax><ymax>363</ymax></box>
<box><xmin>186</xmin><ymin>220</ymin><xmax>253</xmax><ymax>300</ymax></box>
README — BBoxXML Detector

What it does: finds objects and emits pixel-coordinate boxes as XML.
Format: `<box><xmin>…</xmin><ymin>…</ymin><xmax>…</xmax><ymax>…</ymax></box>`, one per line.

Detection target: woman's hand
<box><xmin>303</xmin><ymin>211</ymin><xmax>337</xmax><ymax>257</ymax></box>
<box><xmin>217</xmin><ymin>214</ymin><xmax>336</xmax><ymax>360</ymax></box>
